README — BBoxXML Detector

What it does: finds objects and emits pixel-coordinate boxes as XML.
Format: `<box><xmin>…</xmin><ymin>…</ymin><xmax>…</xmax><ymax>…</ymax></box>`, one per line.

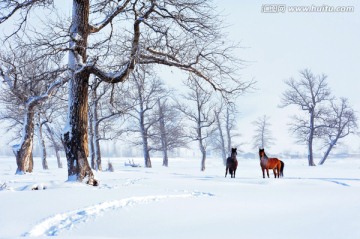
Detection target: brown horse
<box><xmin>259</xmin><ymin>148</ymin><xmax>284</xmax><ymax>178</ymax></box>
<box><xmin>225</xmin><ymin>148</ymin><xmax>238</xmax><ymax>178</ymax></box>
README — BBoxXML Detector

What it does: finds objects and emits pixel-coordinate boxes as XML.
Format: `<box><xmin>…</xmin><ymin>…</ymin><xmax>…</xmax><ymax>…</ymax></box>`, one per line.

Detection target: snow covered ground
<box><xmin>0</xmin><ymin>156</ymin><xmax>360</xmax><ymax>239</ymax></box>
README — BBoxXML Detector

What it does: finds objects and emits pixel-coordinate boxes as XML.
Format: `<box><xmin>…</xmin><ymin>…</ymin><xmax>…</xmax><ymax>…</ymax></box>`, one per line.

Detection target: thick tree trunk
<box><xmin>45</xmin><ymin>123</ymin><xmax>62</xmax><ymax>168</ymax></box>
<box><xmin>63</xmin><ymin>73</ymin><xmax>96</xmax><ymax>184</ymax></box>
<box><xmin>13</xmin><ymin>108</ymin><xmax>35</xmax><ymax>174</ymax></box>
<box><xmin>36</xmin><ymin>115</ymin><xmax>48</xmax><ymax>170</ymax></box>
<box><xmin>63</xmin><ymin>0</ymin><xmax>97</xmax><ymax>185</ymax></box>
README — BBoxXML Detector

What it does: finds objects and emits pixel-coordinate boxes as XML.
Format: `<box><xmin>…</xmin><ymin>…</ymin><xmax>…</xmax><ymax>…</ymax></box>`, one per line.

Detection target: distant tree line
<box><xmin>0</xmin><ymin>57</ymin><xmax>248</xmax><ymax>173</ymax></box>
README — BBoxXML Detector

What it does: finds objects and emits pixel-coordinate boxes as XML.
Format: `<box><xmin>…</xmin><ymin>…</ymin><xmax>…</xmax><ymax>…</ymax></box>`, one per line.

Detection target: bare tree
<box><xmin>153</xmin><ymin>98</ymin><xmax>187</xmax><ymax>167</ymax></box>
<box><xmin>252</xmin><ymin>115</ymin><xmax>275</xmax><ymax>150</ymax></box>
<box><xmin>37</xmin><ymin>83</ymin><xmax>68</xmax><ymax>169</ymax></box>
<box><xmin>157</xmin><ymin>98</ymin><xmax>169</xmax><ymax>166</ymax></box>
<box><xmin>0</xmin><ymin>43</ymin><xmax>65</xmax><ymax>174</ymax></box>
<box><xmin>126</xmin><ymin>68</ymin><xmax>167</xmax><ymax>167</ymax></box>
<box><xmin>214</xmin><ymin>102</ymin><xmax>240</xmax><ymax>165</ymax></box>
<box><xmin>319</xmin><ymin>98</ymin><xmax>358</xmax><ymax>165</ymax></box>
<box><xmin>2</xmin><ymin>0</ymin><xmax>252</xmax><ymax>184</ymax></box>
<box><xmin>177</xmin><ymin>76</ymin><xmax>216</xmax><ymax>171</ymax></box>
<box><xmin>44</xmin><ymin>122</ymin><xmax>63</xmax><ymax>168</ymax></box>
<box><xmin>88</xmin><ymin>78</ymin><xmax>129</xmax><ymax>170</ymax></box>
<box><xmin>280</xmin><ymin>69</ymin><xmax>332</xmax><ymax>166</ymax></box>
<box><xmin>224</xmin><ymin>105</ymin><xmax>241</xmax><ymax>156</ymax></box>
<box><xmin>38</xmin><ymin>86</ymin><xmax>67</xmax><ymax>169</ymax></box>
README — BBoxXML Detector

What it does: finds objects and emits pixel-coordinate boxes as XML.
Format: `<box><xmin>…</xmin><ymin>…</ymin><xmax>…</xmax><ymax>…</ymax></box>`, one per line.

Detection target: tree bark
<box><xmin>13</xmin><ymin>109</ymin><xmax>35</xmax><ymax>174</ymax></box>
<box><xmin>63</xmin><ymin>74</ymin><xmax>96</xmax><ymax>184</ymax></box>
<box><xmin>63</xmin><ymin>0</ymin><xmax>97</xmax><ymax>185</ymax></box>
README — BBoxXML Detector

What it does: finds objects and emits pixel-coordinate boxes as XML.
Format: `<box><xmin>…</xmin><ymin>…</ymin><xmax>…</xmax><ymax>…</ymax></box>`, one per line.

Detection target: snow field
<box><xmin>0</xmin><ymin>156</ymin><xmax>360</xmax><ymax>239</ymax></box>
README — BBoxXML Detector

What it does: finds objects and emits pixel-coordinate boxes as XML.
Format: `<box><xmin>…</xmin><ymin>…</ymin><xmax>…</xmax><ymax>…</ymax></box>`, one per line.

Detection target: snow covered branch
<box><xmin>89</xmin><ymin>0</ymin><xmax>131</xmax><ymax>34</ymax></box>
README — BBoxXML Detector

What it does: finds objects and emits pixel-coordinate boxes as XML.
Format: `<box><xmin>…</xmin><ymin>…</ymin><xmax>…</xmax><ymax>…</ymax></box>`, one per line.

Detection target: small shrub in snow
<box><xmin>31</xmin><ymin>184</ymin><xmax>47</xmax><ymax>190</ymax></box>
<box><xmin>107</xmin><ymin>161</ymin><xmax>114</xmax><ymax>172</ymax></box>
<box><xmin>0</xmin><ymin>182</ymin><xmax>8</xmax><ymax>191</ymax></box>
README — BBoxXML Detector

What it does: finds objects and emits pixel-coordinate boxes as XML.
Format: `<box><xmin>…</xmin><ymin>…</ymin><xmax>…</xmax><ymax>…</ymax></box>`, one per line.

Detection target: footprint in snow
<box><xmin>24</xmin><ymin>191</ymin><xmax>214</xmax><ymax>237</ymax></box>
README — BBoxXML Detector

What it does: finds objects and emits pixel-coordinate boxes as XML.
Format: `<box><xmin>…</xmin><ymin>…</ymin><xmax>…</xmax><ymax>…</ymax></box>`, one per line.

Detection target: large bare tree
<box><xmin>177</xmin><ymin>76</ymin><xmax>216</xmax><ymax>171</ymax></box>
<box><xmin>88</xmin><ymin>78</ymin><xmax>128</xmax><ymax>171</ymax></box>
<box><xmin>1</xmin><ymin>0</ymin><xmax>251</xmax><ymax>184</ymax></box>
<box><xmin>319</xmin><ymin>98</ymin><xmax>358</xmax><ymax>165</ymax></box>
<box><xmin>126</xmin><ymin>68</ymin><xmax>168</xmax><ymax>167</ymax></box>
<box><xmin>0</xmin><ymin>43</ymin><xmax>65</xmax><ymax>174</ymax></box>
<box><xmin>280</xmin><ymin>69</ymin><xmax>332</xmax><ymax>166</ymax></box>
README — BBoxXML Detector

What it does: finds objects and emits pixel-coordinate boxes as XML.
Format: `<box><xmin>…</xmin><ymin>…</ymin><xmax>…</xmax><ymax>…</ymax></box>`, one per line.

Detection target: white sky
<box><xmin>212</xmin><ymin>0</ymin><xmax>360</xmax><ymax>154</ymax></box>
<box><xmin>0</xmin><ymin>0</ymin><xmax>359</xmax><ymax>156</ymax></box>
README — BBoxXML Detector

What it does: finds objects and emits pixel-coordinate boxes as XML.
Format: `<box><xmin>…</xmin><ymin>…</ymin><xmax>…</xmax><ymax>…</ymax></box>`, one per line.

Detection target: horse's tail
<box><xmin>280</xmin><ymin>160</ymin><xmax>285</xmax><ymax>177</ymax></box>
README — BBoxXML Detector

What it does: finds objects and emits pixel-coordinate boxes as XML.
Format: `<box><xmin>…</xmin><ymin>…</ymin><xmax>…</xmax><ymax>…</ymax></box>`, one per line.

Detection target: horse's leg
<box><xmin>225</xmin><ymin>167</ymin><xmax>228</xmax><ymax>177</ymax></box>
<box><xmin>262</xmin><ymin>168</ymin><xmax>265</xmax><ymax>178</ymax></box>
<box><xmin>266</xmin><ymin>168</ymin><xmax>270</xmax><ymax>178</ymax></box>
<box><xmin>277</xmin><ymin>163</ymin><xmax>281</xmax><ymax>178</ymax></box>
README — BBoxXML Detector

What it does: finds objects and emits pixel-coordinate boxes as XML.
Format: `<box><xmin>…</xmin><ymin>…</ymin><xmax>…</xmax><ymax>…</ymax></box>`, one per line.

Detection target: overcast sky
<box><xmin>0</xmin><ymin>0</ymin><xmax>359</xmax><ymax>156</ymax></box>
<box><xmin>210</xmin><ymin>0</ymin><xmax>360</xmax><ymax>154</ymax></box>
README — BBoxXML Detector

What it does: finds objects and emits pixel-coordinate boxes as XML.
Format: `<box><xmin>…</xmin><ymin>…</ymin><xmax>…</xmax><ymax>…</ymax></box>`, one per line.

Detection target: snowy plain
<box><xmin>0</xmin><ymin>156</ymin><xmax>360</xmax><ymax>239</ymax></box>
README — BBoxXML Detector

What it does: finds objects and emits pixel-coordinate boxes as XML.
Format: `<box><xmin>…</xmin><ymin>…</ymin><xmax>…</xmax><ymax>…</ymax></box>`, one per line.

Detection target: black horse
<box><xmin>225</xmin><ymin>148</ymin><xmax>238</xmax><ymax>178</ymax></box>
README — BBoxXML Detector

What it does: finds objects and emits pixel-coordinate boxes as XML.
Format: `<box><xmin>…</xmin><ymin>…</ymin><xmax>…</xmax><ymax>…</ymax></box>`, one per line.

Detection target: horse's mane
<box><xmin>259</xmin><ymin>149</ymin><xmax>269</xmax><ymax>160</ymax></box>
